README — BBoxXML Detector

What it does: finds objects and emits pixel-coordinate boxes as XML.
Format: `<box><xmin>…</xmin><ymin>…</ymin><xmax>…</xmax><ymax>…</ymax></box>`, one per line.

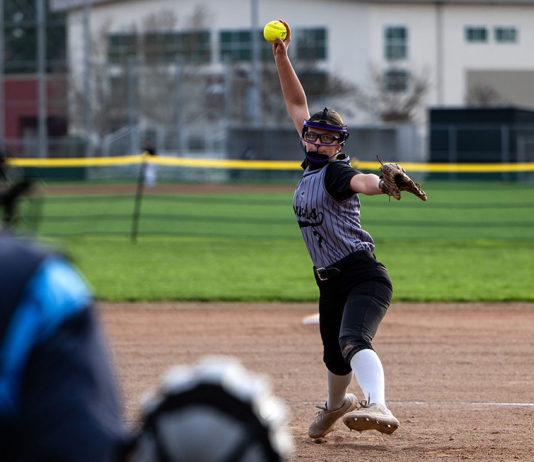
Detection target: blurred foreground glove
<box><xmin>377</xmin><ymin>156</ymin><xmax>427</xmax><ymax>201</ymax></box>
<box><xmin>127</xmin><ymin>356</ymin><xmax>294</xmax><ymax>462</ymax></box>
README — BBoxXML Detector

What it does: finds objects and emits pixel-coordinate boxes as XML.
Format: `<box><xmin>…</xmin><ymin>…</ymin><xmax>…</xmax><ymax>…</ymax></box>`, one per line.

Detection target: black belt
<box><xmin>314</xmin><ymin>250</ymin><xmax>376</xmax><ymax>281</ymax></box>
<box><xmin>314</xmin><ymin>266</ymin><xmax>341</xmax><ymax>281</ymax></box>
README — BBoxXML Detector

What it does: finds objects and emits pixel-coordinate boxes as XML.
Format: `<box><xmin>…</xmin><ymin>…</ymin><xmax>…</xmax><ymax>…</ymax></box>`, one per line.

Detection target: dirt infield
<box><xmin>100</xmin><ymin>302</ymin><xmax>533</xmax><ymax>462</ymax></box>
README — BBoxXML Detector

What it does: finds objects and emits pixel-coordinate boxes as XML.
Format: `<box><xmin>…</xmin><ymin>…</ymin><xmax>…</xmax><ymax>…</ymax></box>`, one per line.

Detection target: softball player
<box><xmin>272</xmin><ymin>20</ymin><xmax>399</xmax><ymax>438</ymax></box>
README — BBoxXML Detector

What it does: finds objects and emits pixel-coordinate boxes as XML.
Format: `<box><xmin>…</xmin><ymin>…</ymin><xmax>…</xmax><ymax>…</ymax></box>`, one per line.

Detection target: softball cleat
<box><xmin>343</xmin><ymin>401</ymin><xmax>399</xmax><ymax>435</ymax></box>
<box><xmin>308</xmin><ymin>393</ymin><xmax>358</xmax><ymax>439</ymax></box>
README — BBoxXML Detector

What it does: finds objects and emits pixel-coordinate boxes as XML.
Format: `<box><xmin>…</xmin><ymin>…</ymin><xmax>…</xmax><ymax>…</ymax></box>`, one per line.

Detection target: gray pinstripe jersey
<box><xmin>293</xmin><ymin>162</ymin><xmax>375</xmax><ymax>268</ymax></box>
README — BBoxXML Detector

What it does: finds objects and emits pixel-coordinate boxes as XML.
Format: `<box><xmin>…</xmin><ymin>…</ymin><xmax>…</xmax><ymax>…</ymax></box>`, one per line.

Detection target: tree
<box><xmin>465</xmin><ymin>84</ymin><xmax>506</xmax><ymax>107</ymax></box>
<box><xmin>350</xmin><ymin>65</ymin><xmax>430</xmax><ymax>123</ymax></box>
<box><xmin>258</xmin><ymin>61</ymin><xmax>431</xmax><ymax>125</ymax></box>
<box><xmin>69</xmin><ymin>6</ymin><xmax>215</xmax><ymax>153</ymax></box>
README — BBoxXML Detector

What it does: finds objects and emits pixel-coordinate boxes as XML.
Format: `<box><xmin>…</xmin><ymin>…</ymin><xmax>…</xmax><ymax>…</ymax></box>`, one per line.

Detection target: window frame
<box><xmin>109</xmin><ymin>30</ymin><xmax>211</xmax><ymax>65</ymax></box>
<box><xmin>465</xmin><ymin>26</ymin><xmax>488</xmax><ymax>43</ymax></box>
<box><xmin>219</xmin><ymin>26</ymin><xmax>327</xmax><ymax>63</ymax></box>
<box><xmin>383</xmin><ymin>68</ymin><xmax>410</xmax><ymax>93</ymax></box>
<box><xmin>108</xmin><ymin>33</ymin><xmax>138</xmax><ymax>64</ymax></box>
<box><xmin>384</xmin><ymin>25</ymin><xmax>408</xmax><ymax>61</ymax></box>
<box><xmin>294</xmin><ymin>27</ymin><xmax>327</xmax><ymax>61</ymax></box>
<box><xmin>219</xmin><ymin>29</ymin><xmax>268</xmax><ymax>62</ymax></box>
<box><xmin>494</xmin><ymin>26</ymin><xmax>517</xmax><ymax>43</ymax></box>
<box><xmin>143</xmin><ymin>30</ymin><xmax>211</xmax><ymax>64</ymax></box>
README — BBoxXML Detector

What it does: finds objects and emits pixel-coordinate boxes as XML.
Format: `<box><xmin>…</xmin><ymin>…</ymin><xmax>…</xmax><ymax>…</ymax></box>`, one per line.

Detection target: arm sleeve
<box><xmin>324</xmin><ymin>161</ymin><xmax>361</xmax><ymax>201</ymax></box>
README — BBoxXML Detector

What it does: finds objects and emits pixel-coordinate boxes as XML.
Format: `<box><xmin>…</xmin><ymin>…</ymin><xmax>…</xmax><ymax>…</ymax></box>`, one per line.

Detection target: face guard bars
<box><xmin>300</xmin><ymin>110</ymin><xmax>350</xmax><ymax>165</ymax></box>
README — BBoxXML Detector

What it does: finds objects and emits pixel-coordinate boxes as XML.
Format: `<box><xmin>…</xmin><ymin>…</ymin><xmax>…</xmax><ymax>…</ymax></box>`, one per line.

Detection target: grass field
<box><xmin>28</xmin><ymin>180</ymin><xmax>534</xmax><ymax>302</ymax></box>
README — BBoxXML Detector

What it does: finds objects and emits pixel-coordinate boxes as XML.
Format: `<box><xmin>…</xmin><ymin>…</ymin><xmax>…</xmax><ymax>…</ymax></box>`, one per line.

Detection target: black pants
<box><xmin>314</xmin><ymin>250</ymin><xmax>393</xmax><ymax>376</ymax></box>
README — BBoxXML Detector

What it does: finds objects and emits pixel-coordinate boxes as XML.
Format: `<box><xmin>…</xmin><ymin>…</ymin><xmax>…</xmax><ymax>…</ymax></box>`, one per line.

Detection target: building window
<box><xmin>109</xmin><ymin>31</ymin><xmax>211</xmax><ymax>64</ymax></box>
<box><xmin>495</xmin><ymin>26</ymin><xmax>517</xmax><ymax>43</ymax></box>
<box><xmin>384</xmin><ymin>26</ymin><xmax>408</xmax><ymax>61</ymax></box>
<box><xmin>383</xmin><ymin>69</ymin><xmax>409</xmax><ymax>93</ymax></box>
<box><xmin>3</xmin><ymin>5</ymin><xmax>66</xmax><ymax>74</ymax></box>
<box><xmin>299</xmin><ymin>70</ymin><xmax>328</xmax><ymax>97</ymax></box>
<box><xmin>144</xmin><ymin>31</ymin><xmax>211</xmax><ymax>64</ymax></box>
<box><xmin>220</xmin><ymin>30</ymin><xmax>252</xmax><ymax>61</ymax></box>
<box><xmin>108</xmin><ymin>33</ymin><xmax>137</xmax><ymax>64</ymax></box>
<box><xmin>219</xmin><ymin>27</ymin><xmax>327</xmax><ymax>63</ymax></box>
<box><xmin>109</xmin><ymin>75</ymin><xmax>128</xmax><ymax>100</ymax></box>
<box><xmin>295</xmin><ymin>28</ymin><xmax>327</xmax><ymax>61</ymax></box>
<box><xmin>220</xmin><ymin>30</ymin><xmax>272</xmax><ymax>62</ymax></box>
<box><xmin>465</xmin><ymin>26</ymin><xmax>488</xmax><ymax>43</ymax></box>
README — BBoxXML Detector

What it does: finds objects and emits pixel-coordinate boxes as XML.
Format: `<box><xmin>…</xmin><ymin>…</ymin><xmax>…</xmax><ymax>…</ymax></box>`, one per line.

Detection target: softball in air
<box><xmin>263</xmin><ymin>20</ymin><xmax>287</xmax><ymax>44</ymax></box>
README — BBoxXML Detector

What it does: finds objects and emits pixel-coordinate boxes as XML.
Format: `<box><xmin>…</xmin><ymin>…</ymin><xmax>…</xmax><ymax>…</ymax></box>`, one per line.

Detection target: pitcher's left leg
<box><xmin>338</xmin><ymin>279</ymin><xmax>399</xmax><ymax>434</ymax></box>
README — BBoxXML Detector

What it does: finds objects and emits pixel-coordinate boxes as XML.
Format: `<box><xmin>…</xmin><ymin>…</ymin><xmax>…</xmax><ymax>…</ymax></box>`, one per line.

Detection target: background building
<box><xmin>4</xmin><ymin>0</ymin><xmax>534</xmax><ymax>160</ymax></box>
<box><xmin>1</xmin><ymin>0</ymin><xmax>68</xmax><ymax>157</ymax></box>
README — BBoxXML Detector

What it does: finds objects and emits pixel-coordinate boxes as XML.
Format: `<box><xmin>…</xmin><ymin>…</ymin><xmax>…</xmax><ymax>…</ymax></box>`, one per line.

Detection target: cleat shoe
<box><xmin>342</xmin><ymin>401</ymin><xmax>399</xmax><ymax>435</ymax></box>
<box><xmin>308</xmin><ymin>393</ymin><xmax>358</xmax><ymax>439</ymax></box>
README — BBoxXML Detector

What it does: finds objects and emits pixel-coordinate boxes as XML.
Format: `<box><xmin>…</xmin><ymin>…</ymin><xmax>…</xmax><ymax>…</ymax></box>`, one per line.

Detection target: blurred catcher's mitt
<box><xmin>377</xmin><ymin>156</ymin><xmax>427</xmax><ymax>201</ymax></box>
<box><xmin>127</xmin><ymin>356</ymin><xmax>293</xmax><ymax>462</ymax></box>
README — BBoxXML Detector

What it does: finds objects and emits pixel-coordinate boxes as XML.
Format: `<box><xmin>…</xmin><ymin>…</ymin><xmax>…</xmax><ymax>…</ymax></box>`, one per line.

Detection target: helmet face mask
<box><xmin>300</xmin><ymin>118</ymin><xmax>350</xmax><ymax>165</ymax></box>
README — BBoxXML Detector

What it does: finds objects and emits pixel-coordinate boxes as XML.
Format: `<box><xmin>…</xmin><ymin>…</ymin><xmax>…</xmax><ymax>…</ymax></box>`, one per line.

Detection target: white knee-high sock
<box><xmin>350</xmin><ymin>349</ymin><xmax>386</xmax><ymax>407</ymax></box>
<box><xmin>326</xmin><ymin>370</ymin><xmax>352</xmax><ymax>410</ymax></box>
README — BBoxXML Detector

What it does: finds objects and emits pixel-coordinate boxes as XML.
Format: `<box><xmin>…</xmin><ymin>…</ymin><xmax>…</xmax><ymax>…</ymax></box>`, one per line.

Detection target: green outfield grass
<box><xmin>32</xmin><ymin>180</ymin><xmax>534</xmax><ymax>302</ymax></box>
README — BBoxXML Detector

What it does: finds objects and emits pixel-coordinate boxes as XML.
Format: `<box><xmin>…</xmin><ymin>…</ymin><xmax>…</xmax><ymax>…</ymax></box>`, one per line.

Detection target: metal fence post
<box><xmin>501</xmin><ymin>125</ymin><xmax>510</xmax><ymax>181</ymax></box>
<box><xmin>83</xmin><ymin>0</ymin><xmax>92</xmax><ymax>156</ymax></box>
<box><xmin>36</xmin><ymin>0</ymin><xmax>47</xmax><ymax>158</ymax></box>
<box><xmin>127</xmin><ymin>57</ymin><xmax>138</xmax><ymax>155</ymax></box>
<box><xmin>175</xmin><ymin>57</ymin><xmax>185</xmax><ymax>155</ymax></box>
<box><xmin>0</xmin><ymin>0</ymin><xmax>4</xmax><ymax>147</ymax></box>
<box><xmin>448</xmin><ymin>125</ymin><xmax>457</xmax><ymax>180</ymax></box>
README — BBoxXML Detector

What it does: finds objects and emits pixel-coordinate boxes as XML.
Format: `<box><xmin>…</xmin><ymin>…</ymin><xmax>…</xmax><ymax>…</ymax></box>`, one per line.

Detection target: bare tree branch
<box><xmin>465</xmin><ymin>84</ymin><xmax>506</xmax><ymax>106</ymax></box>
<box><xmin>351</xmin><ymin>65</ymin><xmax>430</xmax><ymax>122</ymax></box>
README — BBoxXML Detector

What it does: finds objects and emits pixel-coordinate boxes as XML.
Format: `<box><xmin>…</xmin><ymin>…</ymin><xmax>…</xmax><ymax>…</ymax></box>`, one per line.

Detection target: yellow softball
<box><xmin>263</xmin><ymin>20</ymin><xmax>287</xmax><ymax>44</ymax></box>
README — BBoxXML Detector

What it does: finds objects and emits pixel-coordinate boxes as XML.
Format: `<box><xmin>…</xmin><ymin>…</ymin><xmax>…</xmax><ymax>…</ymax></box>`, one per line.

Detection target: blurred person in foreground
<box><xmin>1</xmin><ymin>165</ymin><xmax>292</xmax><ymax>461</ymax></box>
<box><xmin>271</xmin><ymin>20</ymin><xmax>425</xmax><ymax>440</ymax></box>
<box><xmin>0</xmin><ymin>168</ymin><xmax>129</xmax><ymax>461</ymax></box>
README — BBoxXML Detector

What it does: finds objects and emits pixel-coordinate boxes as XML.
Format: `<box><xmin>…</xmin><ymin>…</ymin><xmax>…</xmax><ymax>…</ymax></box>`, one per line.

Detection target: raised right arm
<box><xmin>272</xmin><ymin>20</ymin><xmax>310</xmax><ymax>134</ymax></box>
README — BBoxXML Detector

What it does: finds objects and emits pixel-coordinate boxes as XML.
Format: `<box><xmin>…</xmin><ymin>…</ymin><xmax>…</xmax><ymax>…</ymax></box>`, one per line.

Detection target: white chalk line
<box><xmin>126</xmin><ymin>397</ymin><xmax>534</xmax><ymax>409</ymax></box>
<box><xmin>295</xmin><ymin>401</ymin><xmax>534</xmax><ymax>407</ymax></box>
<box><xmin>390</xmin><ymin>401</ymin><xmax>534</xmax><ymax>407</ymax></box>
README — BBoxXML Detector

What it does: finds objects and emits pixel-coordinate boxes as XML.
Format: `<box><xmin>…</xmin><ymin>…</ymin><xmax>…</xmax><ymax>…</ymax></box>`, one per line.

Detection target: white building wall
<box><xmin>368</xmin><ymin>3</ymin><xmax>440</xmax><ymax>122</ymax></box>
<box><xmin>441</xmin><ymin>4</ymin><xmax>534</xmax><ymax>105</ymax></box>
<box><xmin>320</xmin><ymin>2</ymin><xmax>372</xmax><ymax>88</ymax></box>
<box><xmin>57</xmin><ymin>0</ymin><xmax>534</xmax><ymax>123</ymax></box>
